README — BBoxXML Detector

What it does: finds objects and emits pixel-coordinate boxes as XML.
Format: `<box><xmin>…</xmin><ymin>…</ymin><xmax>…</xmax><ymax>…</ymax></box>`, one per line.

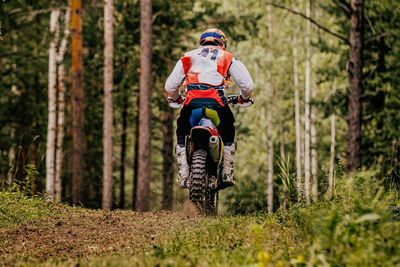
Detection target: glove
<box><xmin>238</xmin><ymin>95</ymin><xmax>253</xmax><ymax>104</ymax></box>
<box><xmin>167</xmin><ymin>95</ymin><xmax>184</xmax><ymax>104</ymax></box>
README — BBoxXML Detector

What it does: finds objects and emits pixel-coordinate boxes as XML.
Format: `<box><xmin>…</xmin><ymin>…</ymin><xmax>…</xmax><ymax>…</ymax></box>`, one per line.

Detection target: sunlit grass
<box><xmin>1</xmin><ymin>171</ymin><xmax>400</xmax><ymax>266</ymax></box>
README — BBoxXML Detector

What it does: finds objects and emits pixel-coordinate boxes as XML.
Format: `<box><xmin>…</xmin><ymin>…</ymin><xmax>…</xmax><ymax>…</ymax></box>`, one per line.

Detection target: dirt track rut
<box><xmin>0</xmin><ymin>204</ymin><xmax>197</xmax><ymax>263</ymax></box>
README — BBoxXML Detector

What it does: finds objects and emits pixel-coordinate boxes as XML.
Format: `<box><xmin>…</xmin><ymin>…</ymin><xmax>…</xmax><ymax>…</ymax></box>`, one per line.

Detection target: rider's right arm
<box><xmin>228</xmin><ymin>58</ymin><xmax>255</xmax><ymax>99</ymax></box>
<box><xmin>165</xmin><ymin>59</ymin><xmax>186</xmax><ymax>100</ymax></box>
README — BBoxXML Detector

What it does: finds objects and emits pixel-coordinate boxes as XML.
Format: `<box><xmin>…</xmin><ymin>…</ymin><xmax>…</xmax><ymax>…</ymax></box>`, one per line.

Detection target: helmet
<box><xmin>199</xmin><ymin>28</ymin><xmax>227</xmax><ymax>49</ymax></box>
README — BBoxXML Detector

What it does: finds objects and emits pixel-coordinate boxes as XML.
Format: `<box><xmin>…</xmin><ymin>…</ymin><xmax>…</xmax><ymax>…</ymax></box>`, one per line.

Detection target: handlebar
<box><xmin>167</xmin><ymin>95</ymin><xmax>254</xmax><ymax>108</ymax></box>
<box><xmin>226</xmin><ymin>95</ymin><xmax>254</xmax><ymax>106</ymax></box>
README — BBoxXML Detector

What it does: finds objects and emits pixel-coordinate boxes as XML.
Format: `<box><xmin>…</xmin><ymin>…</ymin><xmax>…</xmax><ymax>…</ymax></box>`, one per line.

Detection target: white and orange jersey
<box><xmin>165</xmin><ymin>46</ymin><xmax>254</xmax><ymax>101</ymax></box>
<box><xmin>181</xmin><ymin>46</ymin><xmax>233</xmax><ymax>87</ymax></box>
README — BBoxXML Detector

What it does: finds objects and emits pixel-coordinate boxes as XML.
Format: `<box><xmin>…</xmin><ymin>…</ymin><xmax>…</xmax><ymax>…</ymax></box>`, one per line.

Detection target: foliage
<box><xmin>224</xmin><ymin>175</ymin><xmax>268</xmax><ymax>215</ymax></box>
<box><xmin>277</xmin><ymin>154</ymin><xmax>297</xmax><ymax>207</ymax></box>
<box><xmin>287</xmin><ymin>171</ymin><xmax>400</xmax><ymax>266</ymax></box>
<box><xmin>0</xmin><ymin>191</ymin><xmax>56</xmax><ymax>229</ymax></box>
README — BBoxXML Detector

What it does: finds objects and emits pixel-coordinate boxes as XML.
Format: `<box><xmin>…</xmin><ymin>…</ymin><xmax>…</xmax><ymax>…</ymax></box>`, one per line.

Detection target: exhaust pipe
<box><xmin>209</xmin><ymin>136</ymin><xmax>221</xmax><ymax>163</ymax></box>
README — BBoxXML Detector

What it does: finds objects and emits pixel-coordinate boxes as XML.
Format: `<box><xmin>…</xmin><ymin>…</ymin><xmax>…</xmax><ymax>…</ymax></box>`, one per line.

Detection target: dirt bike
<box><xmin>168</xmin><ymin>95</ymin><xmax>253</xmax><ymax>215</ymax></box>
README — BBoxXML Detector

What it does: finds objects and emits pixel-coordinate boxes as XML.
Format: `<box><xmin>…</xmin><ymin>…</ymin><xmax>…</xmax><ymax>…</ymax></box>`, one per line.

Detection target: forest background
<box><xmin>1</xmin><ymin>0</ymin><xmax>400</xmax><ymax>213</ymax></box>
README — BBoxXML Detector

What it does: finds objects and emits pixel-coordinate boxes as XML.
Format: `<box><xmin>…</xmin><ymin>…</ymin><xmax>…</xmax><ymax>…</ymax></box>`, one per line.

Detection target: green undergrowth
<box><xmin>0</xmin><ymin>191</ymin><xmax>60</xmax><ymax>229</ymax></box>
<box><xmin>75</xmin><ymin>172</ymin><xmax>400</xmax><ymax>266</ymax></box>
<box><xmin>72</xmin><ymin>214</ymin><xmax>300</xmax><ymax>267</ymax></box>
<box><xmin>286</xmin><ymin>172</ymin><xmax>400</xmax><ymax>266</ymax></box>
<box><xmin>2</xmin><ymin>171</ymin><xmax>400</xmax><ymax>266</ymax></box>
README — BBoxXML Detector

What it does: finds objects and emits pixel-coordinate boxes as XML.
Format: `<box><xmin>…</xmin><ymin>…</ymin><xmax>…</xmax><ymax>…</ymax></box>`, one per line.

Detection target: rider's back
<box><xmin>181</xmin><ymin>46</ymin><xmax>233</xmax><ymax>87</ymax></box>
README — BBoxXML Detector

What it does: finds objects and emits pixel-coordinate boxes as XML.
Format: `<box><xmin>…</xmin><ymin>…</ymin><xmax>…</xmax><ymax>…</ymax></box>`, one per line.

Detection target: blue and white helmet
<box><xmin>199</xmin><ymin>28</ymin><xmax>227</xmax><ymax>50</ymax></box>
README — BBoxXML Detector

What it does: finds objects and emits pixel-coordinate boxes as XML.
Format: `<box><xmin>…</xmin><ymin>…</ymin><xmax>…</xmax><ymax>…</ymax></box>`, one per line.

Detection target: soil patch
<box><xmin>0</xmin><ymin>204</ymin><xmax>196</xmax><ymax>264</ymax></box>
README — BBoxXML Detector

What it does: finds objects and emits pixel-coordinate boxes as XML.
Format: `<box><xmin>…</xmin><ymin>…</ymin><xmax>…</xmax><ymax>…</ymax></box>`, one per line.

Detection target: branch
<box><xmin>263</xmin><ymin>1</ymin><xmax>349</xmax><ymax>44</ymax></box>
<box><xmin>8</xmin><ymin>6</ymin><xmax>68</xmax><ymax>17</ymax></box>
<box><xmin>208</xmin><ymin>18</ymin><xmax>235</xmax><ymax>24</ymax></box>
<box><xmin>365</xmin><ymin>14</ymin><xmax>376</xmax><ymax>34</ymax></box>
<box><xmin>324</xmin><ymin>79</ymin><xmax>337</xmax><ymax>103</ymax></box>
<box><xmin>335</xmin><ymin>0</ymin><xmax>352</xmax><ymax>15</ymax></box>
<box><xmin>365</xmin><ymin>32</ymin><xmax>400</xmax><ymax>43</ymax></box>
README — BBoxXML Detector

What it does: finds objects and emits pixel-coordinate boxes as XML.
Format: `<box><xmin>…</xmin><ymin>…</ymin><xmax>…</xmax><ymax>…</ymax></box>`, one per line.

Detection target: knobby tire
<box><xmin>189</xmin><ymin>149</ymin><xmax>218</xmax><ymax>215</ymax></box>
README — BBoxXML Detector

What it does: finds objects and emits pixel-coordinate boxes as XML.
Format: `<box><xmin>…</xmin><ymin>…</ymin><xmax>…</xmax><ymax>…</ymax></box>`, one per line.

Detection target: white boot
<box><xmin>222</xmin><ymin>143</ymin><xmax>236</xmax><ymax>185</ymax></box>
<box><xmin>175</xmin><ymin>145</ymin><xmax>189</xmax><ymax>188</ymax></box>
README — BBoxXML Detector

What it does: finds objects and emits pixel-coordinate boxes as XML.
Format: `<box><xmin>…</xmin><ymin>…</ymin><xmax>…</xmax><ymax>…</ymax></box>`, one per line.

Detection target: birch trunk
<box><xmin>304</xmin><ymin>0</ymin><xmax>311</xmax><ymax>204</ymax></box>
<box><xmin>46</xmin><ymin>9</ymin><xmax>60</xmax><ymax>200</ymax></box>
<box><xmin>266</xmin><ymin>4</ymin><xmax>274</xmax><ymax>213</ymax></box>
<box><xmin>102</xmin><ymin>0</ymin><xmax>114</xmax><ymax>210</ymax></box>
<box><xmin>136</xmin><ymin>0</ymin><xmax>153</xmax><ymax>212</ymax></box>
<box><xmin>278</xmin><ymin>108</ymin><xmax>287</xmax><ymax>210</ymax></box>
<box><xmin>310</xmin><ymin>0</ymin><xmax>318</xmax><ymax>202</ymax></box>
<box><xmin>71</xmin><ymin>0</ymin><xmax>85</xmax><ymax>205</ymax></box>
<box><xmin>311</xmin><ymin>84</ymin><xmax>318</xmax><ymax>202</ymax></box>
<box><xmin>328</xmin><ymin>114</ymin><xmax>336</xmax><ymax>199</ymax></box>
<box><xmin>55</xmin><ymin>7</ymin><xmax>70</xmax><ymax>203</ymax></box>
<box><xmin>292</xmin><ymin>30</ymin><xmax>302</xmax><ymax>202</ymax></box>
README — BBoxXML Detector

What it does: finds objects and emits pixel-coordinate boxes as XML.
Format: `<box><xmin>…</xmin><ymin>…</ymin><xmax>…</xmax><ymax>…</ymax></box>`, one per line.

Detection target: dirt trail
<box><xmin>0</xmin><ymin>202</ymin><xmax>200</xmax><ymax>263</ymax></box>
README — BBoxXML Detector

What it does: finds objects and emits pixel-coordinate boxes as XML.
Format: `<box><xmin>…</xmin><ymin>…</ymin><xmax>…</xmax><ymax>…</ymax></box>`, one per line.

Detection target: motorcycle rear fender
<box><xmin>190</xmin><ymin>126</ymin><xmax>214</xmax><ymax>152</ymax></box>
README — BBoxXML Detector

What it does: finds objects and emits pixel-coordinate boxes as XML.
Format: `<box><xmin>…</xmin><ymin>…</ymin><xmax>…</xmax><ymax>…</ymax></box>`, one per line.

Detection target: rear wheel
<box><xmin>189</xmin><ymin>150</ymin><xmax>218</xmax><ymax>215</ymax></box>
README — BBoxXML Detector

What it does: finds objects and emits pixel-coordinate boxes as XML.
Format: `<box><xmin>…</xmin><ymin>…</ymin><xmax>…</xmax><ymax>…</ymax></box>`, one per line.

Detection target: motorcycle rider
<box><xmin>164</xmin><ymin>28</ymin><xmax>254</xmax><ymax>188</ymax></box>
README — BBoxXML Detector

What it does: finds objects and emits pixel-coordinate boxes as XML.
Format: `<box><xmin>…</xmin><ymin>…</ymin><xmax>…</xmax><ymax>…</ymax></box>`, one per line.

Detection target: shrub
<box><xmin>287</xmin><ymin>171</ymin><xmax>400</xmax><ymax>266</ymax></box>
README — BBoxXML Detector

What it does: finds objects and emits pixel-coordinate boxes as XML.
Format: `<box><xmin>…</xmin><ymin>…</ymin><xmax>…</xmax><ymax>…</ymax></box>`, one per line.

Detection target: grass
<box><xmin>70</xmin><ymin>214</ymin><xmax>301</xmax><ymax>267</ymax></box>
<box><xmin>1</xmin><ymin>171</ymin><xmax>400</xmax><ymax>266</ymax></box>
<box><xmin>0</xmin><ymin>191</ymin><xmax>58</xmax><ymax>229</ymax></box>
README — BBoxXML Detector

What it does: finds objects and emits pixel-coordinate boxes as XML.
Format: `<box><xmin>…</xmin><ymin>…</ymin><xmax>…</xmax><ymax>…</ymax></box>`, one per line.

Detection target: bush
<box><xmin>286</xmin><ymin>171</ymin><xmax>400</xmax><ymax>266</ymax></box>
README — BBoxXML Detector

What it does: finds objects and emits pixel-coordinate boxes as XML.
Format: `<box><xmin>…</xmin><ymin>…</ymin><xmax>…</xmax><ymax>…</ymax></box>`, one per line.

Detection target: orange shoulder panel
<box><xmin>217</xmin><ymin>51</ymin><xmax>234</xmax><ymax>78</ymax></box>
<box><xmin>181</xmin><ymin>56</ymin><xmax>191</xmax><ymax>75</ymax></box>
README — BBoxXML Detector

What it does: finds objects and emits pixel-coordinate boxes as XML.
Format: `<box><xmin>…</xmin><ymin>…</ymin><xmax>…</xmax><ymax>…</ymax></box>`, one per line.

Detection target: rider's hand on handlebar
<box><xmin>167</xmin><ymin>95</ymin><xmax>184</xmax><ymax>104</ymax></box>
<box><xmin>238</xmin><ymin>95</ymin><xmax>254</xmax><ymax>104</ymax></box>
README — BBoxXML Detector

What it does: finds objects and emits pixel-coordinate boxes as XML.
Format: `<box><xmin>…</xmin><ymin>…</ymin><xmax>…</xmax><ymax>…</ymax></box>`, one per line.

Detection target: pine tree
<box><xmin>102</xmin><ymin>0</ymin><xmax>114</xmax><ymax>209</ymax></box>
<box><xmin>71</xmin><ymin>0</ymin><xmax>85</xmax><ymax>205</ymax></box>
<box><xmin>347</xmin><ymin>0</ymin><xmax>364</xmax><ymax>172</ymax></box>
<box><xmin>136</xmin><ymin>0</ymin><xmax>153</xmax><ymax>212</ymax></box>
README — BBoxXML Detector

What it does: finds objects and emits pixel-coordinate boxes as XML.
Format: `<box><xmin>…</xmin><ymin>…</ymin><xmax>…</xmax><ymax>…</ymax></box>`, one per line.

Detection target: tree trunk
<box><xmin>347</xmin><ymin>0</ymin><xmax>363</xmax><ymax>172</ymax></box>
<box><xmin>55</xmin><ymin>7</ymin><xmax>70</xmax><ymax>203</ymax></box>
<box><xmin>7</xmin><ymin>130</ymin><xmax>15</xmax><ymax>186</ymax></box>
<box><xmin>309</xmin><ymin>0</ymin><xmax>318</xmax><ymax>202</ymax></box>
<box><xmin>266</xmin><ymin>4</ymin><xmax>274</xmax><ymax>214</ymax></box>
<box><xmin>304</xmin><ymin>0</ymin><xmax>311</xmax><ymax>204</ymax></box>
<box><xmin>102</xmin><ymin>0</ymin><xmax>114</xmax><ymax>210</ymax></box>
<box><xmin>136</xmin><ymin>0</ymin><xmax>152</xmax><ymax>212</ymax></box>
<box><xmin>278</xmin><ymin>107</ymin><xmax>287</xmax><ymax>210</ymax></box>
<box><xmin>119</xmin><ymin>97</ymin><xmax>128</xmax><ymax>209</ymax></box>
<box><xmin>32</xmin><ymin>139</ymin><xmax>39</xmax><ymax>195</ymax></box>
<box><xmin>292</xmin><ymin>29</ymin><xmax>302</xmax><ymax>202</ymax></box>
<box><xmin>133</xmin><ymin>99</ymin><xmax>139</xmax><ymax>210</ymax></box>
<box><xmin>311</xmin><ymin>89</ymin><xmax>318</xmax><ymax>202</ymax></box>
<box><xmin>162</xmin><ymin>108</ymin><xmax>174</xmax><ymax>210</ymax></box>
<box><xmin>33</xmin><ymin>73</ymin><xmax>41</xmax><ymax>195</ymax></box>
<box><xmin>328</xmin><ymin>113</ymin><xmax>336</xmax><ymax>199</ymax></box>
<box><xmin>71</xmin><ymin>0</ymin><xmax>85</xmax><ymax>205</ymax></box>
<box><xmin>46</xmin><ymin>9</ymin><xmax>60</xmax><ymax>201</ymax></box>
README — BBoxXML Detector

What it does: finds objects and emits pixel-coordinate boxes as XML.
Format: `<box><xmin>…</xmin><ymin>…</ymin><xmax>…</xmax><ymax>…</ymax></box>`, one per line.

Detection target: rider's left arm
<box><xmin>228</xmin><ymin>58</ymin><xmax>255</xmax><ymax>99</ymax></box>
<box><xmin>165</xmin><ymin>59</ymin><xmax>186</xmax><ymax>100</ymax></box>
